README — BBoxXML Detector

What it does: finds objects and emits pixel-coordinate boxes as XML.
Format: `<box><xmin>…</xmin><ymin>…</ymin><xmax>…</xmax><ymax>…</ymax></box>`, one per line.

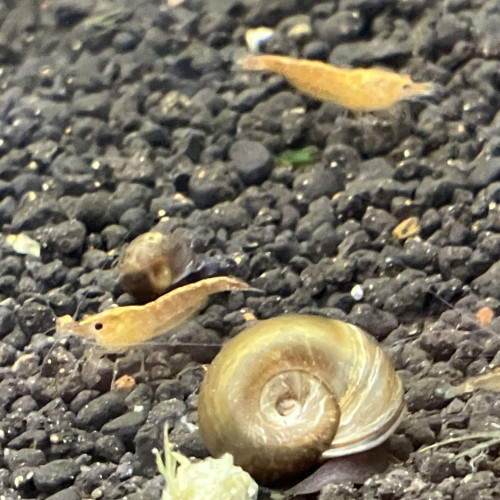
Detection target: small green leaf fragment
<box><xmin>275</xmin><ymin>146</ymin><xmax>319</xmax><ymax>169</ymax></box>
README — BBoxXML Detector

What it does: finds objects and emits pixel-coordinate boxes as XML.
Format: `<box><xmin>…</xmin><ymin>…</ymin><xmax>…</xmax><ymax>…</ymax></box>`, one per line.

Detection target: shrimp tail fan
<box><xmin>238</xmin><ymin>54</ymin><xmax>286</xmax><ymax>72</ymax></box>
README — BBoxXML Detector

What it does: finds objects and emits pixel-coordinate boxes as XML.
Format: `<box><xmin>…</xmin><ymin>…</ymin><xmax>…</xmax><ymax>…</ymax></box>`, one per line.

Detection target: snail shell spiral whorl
<box><xmin>198</xmin><ymin>315</ymin><xmax>405</xmax><ymax>484</ymax></box>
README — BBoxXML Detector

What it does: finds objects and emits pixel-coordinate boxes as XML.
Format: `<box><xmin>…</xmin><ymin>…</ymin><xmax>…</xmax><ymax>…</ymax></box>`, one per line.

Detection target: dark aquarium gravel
<box><xmin>1</xmin><ymin>0</ymin><xmax>500</xmax><ymax>498</ymax></box>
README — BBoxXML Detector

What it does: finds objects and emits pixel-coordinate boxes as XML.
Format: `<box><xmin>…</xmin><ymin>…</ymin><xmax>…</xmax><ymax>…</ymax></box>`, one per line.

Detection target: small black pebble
<box><xmin>229</xmin><ymin>139</ymin><xmax>273</xmax><ymax>185</ymax></box>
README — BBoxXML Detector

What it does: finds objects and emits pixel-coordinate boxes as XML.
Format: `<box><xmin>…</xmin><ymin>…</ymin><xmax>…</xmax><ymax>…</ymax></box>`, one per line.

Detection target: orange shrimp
<box><xmin>239</xmin><ymin>54</ymin><xmax>434</xmax><ymax>112</ymax></box>
<box><xmin>56</xmin><ymin>276</ymin><xmax>250</xmax><ymax>348</ymax></box>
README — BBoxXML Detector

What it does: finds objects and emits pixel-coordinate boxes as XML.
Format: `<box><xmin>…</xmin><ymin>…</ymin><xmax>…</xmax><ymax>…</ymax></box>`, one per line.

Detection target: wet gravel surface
<box><xmin>1</xmin><ymin>0</ymin><xmax>500</xmax><ymax>498</ymax></box>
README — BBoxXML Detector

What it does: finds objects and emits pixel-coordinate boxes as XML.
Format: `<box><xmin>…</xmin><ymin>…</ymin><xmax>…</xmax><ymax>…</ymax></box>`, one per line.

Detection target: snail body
<box><xmin>198</xmin><ymin>315</ymin><xmax>405</xmax><ymax>484</ymax></box>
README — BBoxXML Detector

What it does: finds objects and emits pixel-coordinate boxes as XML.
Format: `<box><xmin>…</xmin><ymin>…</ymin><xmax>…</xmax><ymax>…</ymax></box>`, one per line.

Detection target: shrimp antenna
<box><xmin>73</xmin><ymin>248</ymin><xmax>122</xmax><ymax>320</ymax></box>
<box><xmin>426</xmin><ymin>285</ymin><xmax>499</xmax><ymax>337</ymax></box>
<box><xmin>14</xmin><ymin>294</ymin><xmax>63</xmax><ymax>375</ymax></box>
<box><xmin>36</xmin><ymin>223</ymin><xmax>127</xmax><ymax>371</ymax></box>
<box><xmin>39</xmin><ymin>334</ymin><xmax>70</xmax><ymax>376</ymax></box>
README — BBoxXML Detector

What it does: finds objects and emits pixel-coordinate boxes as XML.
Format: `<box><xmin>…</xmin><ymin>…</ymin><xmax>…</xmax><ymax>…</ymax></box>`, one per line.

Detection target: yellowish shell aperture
<box><xmin>198</xmin><ymin>314</ymin><xmax>405</xmax><ymax>484</ymax></box>
<box><xmin>119</xmin><ymin>231</ymin><xmax>197</xmax><ymax>302</ymax></box>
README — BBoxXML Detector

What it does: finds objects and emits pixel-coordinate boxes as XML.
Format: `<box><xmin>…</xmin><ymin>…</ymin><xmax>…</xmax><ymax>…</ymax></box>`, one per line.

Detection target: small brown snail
<box><xmin>198</xmin><ymin>314</ymin><xmax>405</xmax><ymax>484</ymax></box>
<box><xmin>119</xmin><ymin>231</ymin><xmax>202</xmax><ymax>302</ymax></box>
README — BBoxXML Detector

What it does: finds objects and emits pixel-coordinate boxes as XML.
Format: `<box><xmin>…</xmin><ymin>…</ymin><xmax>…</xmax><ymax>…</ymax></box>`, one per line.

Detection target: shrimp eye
<box><xmin>402</xmin><ymin>83</ymin><xmax>411</xmax><ymax>90</ymax></box>
<box><xmin>94</xmin><ymin>323</ymin><xmax>103</xmax><ymax>330</ymax></box>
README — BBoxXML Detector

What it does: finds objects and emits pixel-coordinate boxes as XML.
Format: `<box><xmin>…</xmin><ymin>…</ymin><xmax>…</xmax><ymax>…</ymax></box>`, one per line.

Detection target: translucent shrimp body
<box><xmin>239</xmin><ymin>54</ymin><xmax>434</xmax><ymax>112</ymax></box>
<box><xmin>56</xmin><ymin>277</ymin><xmax>250</xmax><ymax>348</ymax></box>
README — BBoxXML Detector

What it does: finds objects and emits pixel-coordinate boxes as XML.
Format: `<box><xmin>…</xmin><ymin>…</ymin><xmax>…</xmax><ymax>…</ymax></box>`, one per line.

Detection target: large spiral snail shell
<box><xmin>198</xmin><ymin>314</ymin><xmax>405</xmax><ymax>484</ymax></box>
